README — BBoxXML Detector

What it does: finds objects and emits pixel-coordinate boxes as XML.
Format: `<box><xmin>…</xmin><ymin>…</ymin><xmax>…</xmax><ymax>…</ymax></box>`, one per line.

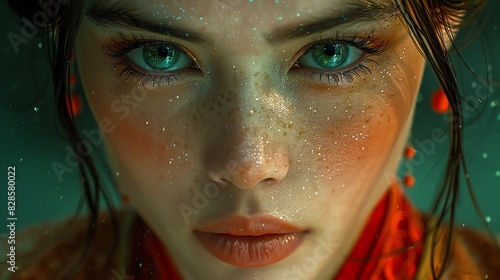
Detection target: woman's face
<box><xmin>76</xmin><ymin>0</ymin><xmax>425</xmax><ymax>279</ymax></box>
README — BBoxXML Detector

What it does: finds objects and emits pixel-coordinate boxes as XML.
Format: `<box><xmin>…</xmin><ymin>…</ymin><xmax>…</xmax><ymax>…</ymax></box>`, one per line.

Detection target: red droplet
<box><xmin>65</xmin><ymin>94</ymin><xmax>82</xmax><ymax>116</ymax></box>
<box><xmin>404</xmin><ymin>146</ymin><xmax>417</xmax><ymax>160</ymax></box>
<box><xmin>403</xmin><ymin>175</ymin><xmax>415</xmax><ymax>188</ymax></box>
<box><xmin>431</xmin><ymin>89</ymin><xmax>449</xmax><ymax>114</ymax></box>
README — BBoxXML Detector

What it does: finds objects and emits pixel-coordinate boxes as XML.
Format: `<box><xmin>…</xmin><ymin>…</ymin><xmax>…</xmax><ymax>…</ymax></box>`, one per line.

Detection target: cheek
<box><xmin>304</xmin><ymin>45</ymin><xmax>423</xmax><ymax>189</ymax></box>
<box><xmin>91</xmin><ymin>94</ymin><xmax>204</xmax><ymax>183</ymax></box>
<box><xmin>75</xmin><ymin>46</ymin><xmax>202</xmax><ymax>210</ymax></box>
<box><xmin>308</xmin><ymin>99</ymin><xmax>399</xmax><ymax>187</ymax></box>
<box><xmin>290</xmin><ymin>59</ymin><xmax>421</xmax><ymax>200</ymax></box>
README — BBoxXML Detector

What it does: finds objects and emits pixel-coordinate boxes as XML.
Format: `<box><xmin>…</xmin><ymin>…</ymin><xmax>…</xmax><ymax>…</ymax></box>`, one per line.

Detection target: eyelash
<box><xmin>293</xmin><ymin>33</ymin><xmax>389</xmax><ymax>85</ymax></box>
<box><xmin>101</xmin><ymin>32</ymin><xmax>389</xmax><ymax>87</ymax></box>
<box><xmin>101</xmin><ymin>33</ymin><xmax>198</xmax><ymax>87</ymax></box>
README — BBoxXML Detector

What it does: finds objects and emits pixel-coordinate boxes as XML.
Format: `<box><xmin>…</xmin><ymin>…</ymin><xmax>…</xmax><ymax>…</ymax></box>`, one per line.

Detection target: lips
<box><xmin>194</xmin><ymin>215</ymin><xmax>307</xmax><ymax>267</ymax></box>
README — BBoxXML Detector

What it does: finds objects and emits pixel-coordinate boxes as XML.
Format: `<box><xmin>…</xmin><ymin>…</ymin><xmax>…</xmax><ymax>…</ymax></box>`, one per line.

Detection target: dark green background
<box><xmin>1</xmin><ymin>1</ymin><xmax>499</xmax><ymax>234</ymax></box>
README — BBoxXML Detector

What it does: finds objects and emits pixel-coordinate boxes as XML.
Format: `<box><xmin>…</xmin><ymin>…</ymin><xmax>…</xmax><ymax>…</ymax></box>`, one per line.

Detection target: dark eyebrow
<box><xmin>265</xmin><ymin>1</ymin><xmax>400</xmax><ymax>45</ymax></box>
<box><xmin>85</xmin><ymin>2</ymin><xmax>211</xmax><ymax>45</ymax></box>
<box><xmin>85</xmin><ymin>1</ymin><xmax>399</xmax><ymax>46</ymax></box>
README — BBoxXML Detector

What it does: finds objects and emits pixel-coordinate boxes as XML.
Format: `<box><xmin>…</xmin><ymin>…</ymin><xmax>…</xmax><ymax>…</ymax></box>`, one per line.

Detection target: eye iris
<box><xmin>311</xmin><ymin>43</ymin><xmax>348</xmax><ymax>68</ymax></box>
<box><xmin>143</xmin><ymin>45</ymin><xmax>180</xmax><ymax>70</ymax></box>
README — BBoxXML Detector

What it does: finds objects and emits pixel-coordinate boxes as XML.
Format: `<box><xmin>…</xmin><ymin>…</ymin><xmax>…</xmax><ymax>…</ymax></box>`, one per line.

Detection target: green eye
<box><xmin>298</xmin><ymin>42</ymin><xmax>364</xmax><ymax>70</ymax></box>
<box><xmin>143</xmin><ymin>45</ymin><xmax>181</xmax><ymax>70</ymax></box>
<box><xmin>127</xmin><ymin>43</ymin><xmax>193</xmax><ymax>72</ymax></box>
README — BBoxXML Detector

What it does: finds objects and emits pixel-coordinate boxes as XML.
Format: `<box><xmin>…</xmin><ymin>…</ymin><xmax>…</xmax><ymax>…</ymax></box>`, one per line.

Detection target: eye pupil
<box><xmin>323</xmin><ymin>44</ymin><xmax>340</xmax><ymax>56</ymax></box>
<box><xmin>311</xmin><ymin>43</ymin><xmax>349</xmax><ymax>68</ymax></box>
<box><xmin>144</xmin><ymin>44</ymin><xmax>180</xmax><ymax>70</ymax></box>
<box><xmin>157</xmin><ymin>45</ymin><xmax>171</xmax><ymax>57</ymax></box>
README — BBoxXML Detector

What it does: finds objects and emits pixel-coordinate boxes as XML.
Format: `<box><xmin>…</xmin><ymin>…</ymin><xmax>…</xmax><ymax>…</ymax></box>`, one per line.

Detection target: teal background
<box><xmin>0</xmin><ymin>1</ymin><xmax>499</xmax><ymax>235</ymax></box>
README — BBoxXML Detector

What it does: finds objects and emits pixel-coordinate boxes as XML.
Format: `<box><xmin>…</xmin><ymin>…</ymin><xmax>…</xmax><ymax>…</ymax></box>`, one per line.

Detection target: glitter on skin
<box><xmin>76</xmin><ymin>0</ymin><xmax>426</xmax><ymax>279</ymax></box>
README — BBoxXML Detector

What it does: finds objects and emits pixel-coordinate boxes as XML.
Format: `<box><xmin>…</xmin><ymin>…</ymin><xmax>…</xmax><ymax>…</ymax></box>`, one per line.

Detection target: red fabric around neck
<box><xmin>129</xmin><ymin>185</ymin><xmax>425</xmax><ymax>280</ymax></box>
<box><xmin>333</xmin><ymin>185</ymin><xmax>425</xmax><ymax>280</ymax></box>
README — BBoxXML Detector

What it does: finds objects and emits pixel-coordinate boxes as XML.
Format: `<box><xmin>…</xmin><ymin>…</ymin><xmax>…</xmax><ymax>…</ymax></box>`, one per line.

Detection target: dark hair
<box><xmin>5</xmin><ymin>0</ymin><xmax>497</xmax><ymax>279</ymax></box>
<box><xmin>6</xmin><ymin>0</ymin><xmax>120</xmax><ymax>278</ymax></box>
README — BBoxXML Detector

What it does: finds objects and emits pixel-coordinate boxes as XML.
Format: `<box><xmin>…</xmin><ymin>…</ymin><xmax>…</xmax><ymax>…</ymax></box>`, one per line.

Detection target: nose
<box><xmin>204</xmin><ymin>70</ymin><xmax>290</xmax><ymax>189</ymax></box>
<box><xmin>203</xmin><ymin>57</ymin><xmax>292</xmax><ymax>190</ymax></box>
<box><xmin>207</xmin><ymin>135</ymin><xmax>289</xmax><ymax>190</ymax></box>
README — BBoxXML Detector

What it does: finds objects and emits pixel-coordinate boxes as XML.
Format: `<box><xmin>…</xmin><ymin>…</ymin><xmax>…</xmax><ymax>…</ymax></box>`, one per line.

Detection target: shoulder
<box><xmin>416</xmin><ymin>220</ymin><xmax>500</xmax><ymax>280</ymax></box>
<box><xmin>451</xmin><ymin>227</ymin><xmax>500</xmax><ymax>278</ymax></box>
<box><xmin>0</xmin><ymin>208</ymin><xmax>134</xmax><ymax>280</ymax></box>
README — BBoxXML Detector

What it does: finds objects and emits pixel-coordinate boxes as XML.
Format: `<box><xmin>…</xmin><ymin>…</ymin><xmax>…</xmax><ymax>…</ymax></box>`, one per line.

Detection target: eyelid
<box><xmin>101</xmin><ymin>32</ymin><xmax>198</xmax><ymax>63</ymax></box>
<box><xmin>296</xmin><ymin>33</ymin><xmax>389</xmax><ymax>59</ymax></box>
<box><xmin>289</xmin><ymin>33</ymin><xmax>389</xmax><ymax>86</ymax></box>
<box><xmin>100</xmin><ymin>32</ymin><xmax>202</xmax><ymax>87</ymax></box>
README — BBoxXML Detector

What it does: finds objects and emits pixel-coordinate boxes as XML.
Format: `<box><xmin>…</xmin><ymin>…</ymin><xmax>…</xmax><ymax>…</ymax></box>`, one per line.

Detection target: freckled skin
<box><xmin>76</xmin><ymin>0</ymin><xmax>425</xmax><ymax>279</ymax></box>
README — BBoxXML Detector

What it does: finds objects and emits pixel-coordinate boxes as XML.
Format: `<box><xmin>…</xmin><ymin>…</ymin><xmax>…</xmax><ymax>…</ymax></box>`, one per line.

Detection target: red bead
<box><xmin>404</xmin><ymin>146</ymin><xmax>417</xmax><ymax>159</ymax></box>
<box><xmin>403</xmin><ymin>175</ymin><xmax>415</xmax><ymax>188</ymax></box>
<box><xmin>431</xmin><ymin>88</ymin><xmax>450</xmax><ymax>114</ymax></box>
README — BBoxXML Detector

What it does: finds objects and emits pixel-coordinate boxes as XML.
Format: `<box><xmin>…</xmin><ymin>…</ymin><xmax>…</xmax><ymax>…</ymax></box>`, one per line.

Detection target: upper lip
<box><xmin>194</xmin><ymin>215</ymin><xmax>306</xmax><ymax>236</ymax></box>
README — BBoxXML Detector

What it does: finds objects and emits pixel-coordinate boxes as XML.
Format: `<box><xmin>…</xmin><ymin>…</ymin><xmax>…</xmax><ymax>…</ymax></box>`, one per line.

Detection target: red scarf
<box><xmin>128</xmin><ymin>184</ymin><xmax>425</xmax><ymax>279</ymax></box>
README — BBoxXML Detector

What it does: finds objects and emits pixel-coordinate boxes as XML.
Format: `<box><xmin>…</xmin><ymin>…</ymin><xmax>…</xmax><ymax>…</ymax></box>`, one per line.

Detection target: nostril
<box><xmin>208</xmin><ymin>171</ymin><xmax>228</xmax><ymax>185</ymax></box>
<box><xmin>219</xmin><ymin>178</ymin><xmax>231</xmax><ymax>186</ymax></box>
<box><xmin>262</xmin><ymin>178</ymin><xmax>275</xmax><ymax>185</ymax></box>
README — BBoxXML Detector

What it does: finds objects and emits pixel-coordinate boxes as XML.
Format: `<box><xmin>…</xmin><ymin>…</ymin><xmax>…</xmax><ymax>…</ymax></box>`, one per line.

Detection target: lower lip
<box><xmin>194</xmin><ymin>231</ymin><xmax>305</xmax><ymax>267</ymax></box>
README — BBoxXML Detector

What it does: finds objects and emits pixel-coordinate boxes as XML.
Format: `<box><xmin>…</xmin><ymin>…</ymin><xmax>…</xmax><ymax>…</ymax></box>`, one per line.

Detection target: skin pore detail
<box><xmin>75</xmin><ymin>0</ymin><xmax>425</xmax><ymax>279</ymax></box>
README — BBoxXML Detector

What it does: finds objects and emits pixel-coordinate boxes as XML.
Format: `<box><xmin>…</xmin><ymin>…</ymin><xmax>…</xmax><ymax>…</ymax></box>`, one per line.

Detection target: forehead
<box><xmin>85</xmin><ymin>0</ymin><xmax>396</xmax><ymax>34</ymax></box>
